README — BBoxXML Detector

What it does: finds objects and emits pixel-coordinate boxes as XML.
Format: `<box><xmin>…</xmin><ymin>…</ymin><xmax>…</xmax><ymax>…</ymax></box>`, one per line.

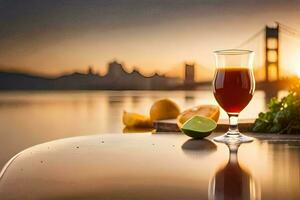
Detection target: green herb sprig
<box><xmin>251</xmin><ymin>81</ymin><xmax>300</xmax><ymax>134</ymax></box>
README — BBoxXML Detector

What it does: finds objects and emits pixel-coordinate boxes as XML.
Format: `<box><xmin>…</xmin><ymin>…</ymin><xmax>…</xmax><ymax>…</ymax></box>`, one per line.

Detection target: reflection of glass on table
<box><xmin>208</xmin><ymin>143</ymin><xmax>261</xmax><ymax>200</ymax></box>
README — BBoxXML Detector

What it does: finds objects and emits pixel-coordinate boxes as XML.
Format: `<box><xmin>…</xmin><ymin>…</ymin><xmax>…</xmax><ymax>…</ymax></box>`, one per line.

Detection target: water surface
<box><xmin>0</xmin><ymin>90</ymin><xmax>270</xmax><ymax>167</ymax></box>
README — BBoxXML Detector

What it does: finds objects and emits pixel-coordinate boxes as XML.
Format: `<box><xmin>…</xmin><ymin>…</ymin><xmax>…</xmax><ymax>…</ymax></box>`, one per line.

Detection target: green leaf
<box><xmin>251</xmin><ymin>80</ymin><xmax>300</xmax><ymax>134</ymax></box>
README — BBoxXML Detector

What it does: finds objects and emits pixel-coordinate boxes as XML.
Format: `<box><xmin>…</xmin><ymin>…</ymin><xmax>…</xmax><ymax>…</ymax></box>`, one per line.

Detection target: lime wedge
<box><xmin>181</xmin><ymin>116</ymin><xmax>217</xmax><ymax>139</ymax></box>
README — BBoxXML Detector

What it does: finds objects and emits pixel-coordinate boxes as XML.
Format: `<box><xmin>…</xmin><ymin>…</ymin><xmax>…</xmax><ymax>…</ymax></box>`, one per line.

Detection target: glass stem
<box><xmin>228</xmin><ymin>113</ymin><xmax>239</xmax><ymax>135</ymax></box>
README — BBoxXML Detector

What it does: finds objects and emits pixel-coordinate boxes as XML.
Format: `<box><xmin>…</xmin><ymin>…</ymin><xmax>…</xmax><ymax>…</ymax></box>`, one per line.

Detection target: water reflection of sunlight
<box><xmin>208</xmin><ymin>143</ymin><xmax>261</xmax><ymax>200</ymax></box>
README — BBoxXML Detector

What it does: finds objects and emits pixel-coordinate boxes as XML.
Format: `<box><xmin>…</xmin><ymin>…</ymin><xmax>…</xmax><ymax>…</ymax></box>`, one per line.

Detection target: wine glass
<box><xmin>212</xmin><ymin>49</ymin><xmax>255</xmax><ymax>143</ymax></box>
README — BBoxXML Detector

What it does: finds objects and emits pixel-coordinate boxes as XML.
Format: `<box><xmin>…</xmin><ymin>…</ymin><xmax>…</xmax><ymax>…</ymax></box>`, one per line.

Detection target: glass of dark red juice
<box><xmin>213</xmin><ymin>49</ymin><xmax>255</xmax><ymax>143</ymax></box>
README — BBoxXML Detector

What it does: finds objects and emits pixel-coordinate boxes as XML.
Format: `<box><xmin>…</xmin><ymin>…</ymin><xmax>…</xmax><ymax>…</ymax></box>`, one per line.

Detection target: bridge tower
<box><xmin>265</xmin><ymin>23</ymin><xmax>280</xmax><ymax>82</ymax></box>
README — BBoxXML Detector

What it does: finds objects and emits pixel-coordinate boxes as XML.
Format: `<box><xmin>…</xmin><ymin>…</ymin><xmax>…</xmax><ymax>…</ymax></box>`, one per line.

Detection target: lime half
<box><xmin>181</xmin><ymin>116</ymin><xmax>217</xmax><ymax>139</ymax></box>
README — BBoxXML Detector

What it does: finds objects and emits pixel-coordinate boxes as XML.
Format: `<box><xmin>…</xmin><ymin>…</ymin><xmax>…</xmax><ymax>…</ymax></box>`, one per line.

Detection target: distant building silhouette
<box><xmin>107</xmin><ymin>61</ymin><xmax>126</xmax><ymax>78</ymax></box>
<box><xmin>102</xmin><ymin>61</ymin><xmax>182</xmax><ymax>89</ymax></box>
<box><xmin>0</xmin><ymin>61</ymin><xmax>182</xmax><ymax>90</ymax></box>
<box><xmin>184</xmin><ymin>63</ymin><xmax>195</xmax><ymax>86</ymax></box>
<box><xmin>87</xmin><ymin>65</ymin><xmax>95</xmax><ymax>75</ymax></box>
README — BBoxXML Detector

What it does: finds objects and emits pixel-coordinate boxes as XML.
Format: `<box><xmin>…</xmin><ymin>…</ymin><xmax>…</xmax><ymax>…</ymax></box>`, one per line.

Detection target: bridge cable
<box><xmin>236</xmin><ymin>28</ymin><xmax>265</xmax><ymax>48</ymax></box>
<box><xmin>277</xmin><ymin>22</ymin><xmax>300</xmax><ymax>40</ymax></box>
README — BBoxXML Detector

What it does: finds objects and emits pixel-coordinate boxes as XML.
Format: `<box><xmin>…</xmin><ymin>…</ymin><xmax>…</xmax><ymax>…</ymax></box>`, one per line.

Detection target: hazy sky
<box><xmin>0</xmin><ymin>0</ymin><xmax>300</xmax><ymax>79</ymax></box>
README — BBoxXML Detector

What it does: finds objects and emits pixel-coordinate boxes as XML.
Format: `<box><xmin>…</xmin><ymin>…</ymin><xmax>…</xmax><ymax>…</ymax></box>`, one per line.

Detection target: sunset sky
<box><xmin>0</xmin><ymin>0</ymin><xmax>300</xmax><ymax>80</ymax></box>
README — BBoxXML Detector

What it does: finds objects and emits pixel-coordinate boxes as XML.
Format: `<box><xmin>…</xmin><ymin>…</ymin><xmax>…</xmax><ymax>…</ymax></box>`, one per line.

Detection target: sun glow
<box><xmin>297</xmin><ymin>67</ymin><xmax>300</xmax><ymax>78</ymax></box>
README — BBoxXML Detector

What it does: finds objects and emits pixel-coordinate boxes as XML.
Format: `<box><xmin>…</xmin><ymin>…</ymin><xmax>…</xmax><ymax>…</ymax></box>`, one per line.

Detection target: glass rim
<box><xmin>214</xmin><ymin>49</ymin><xmax>253</xmax><ymax>55</ymax></box>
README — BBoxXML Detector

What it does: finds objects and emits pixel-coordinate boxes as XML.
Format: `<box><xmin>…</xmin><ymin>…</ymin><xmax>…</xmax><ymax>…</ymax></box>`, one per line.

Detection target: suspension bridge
<box><xmin>177</xmin><ymin>22</ymin><xmax>300</xmax><ymax>96</ymax></box>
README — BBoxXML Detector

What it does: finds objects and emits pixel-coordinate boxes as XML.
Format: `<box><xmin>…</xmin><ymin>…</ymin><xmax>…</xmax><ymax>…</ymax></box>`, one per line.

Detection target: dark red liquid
<box><xmin>213</xmin><ymin>68</ymin><xmax>254</xmax><ymax>113</ymax></box>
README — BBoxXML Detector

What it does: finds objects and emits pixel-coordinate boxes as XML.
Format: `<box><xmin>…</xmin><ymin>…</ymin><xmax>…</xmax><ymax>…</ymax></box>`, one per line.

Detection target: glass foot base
<box><xmin>213</xmin><ymin>133</ymin><xmax>253</xmax><ymax>144</ymax></box>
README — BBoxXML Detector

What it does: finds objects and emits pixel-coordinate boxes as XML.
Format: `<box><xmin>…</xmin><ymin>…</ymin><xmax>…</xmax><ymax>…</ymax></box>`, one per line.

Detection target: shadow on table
<box><xmin>181</xmin><ymin>139</ymin><xmax>217</xmax><ymax>158</ymax></box>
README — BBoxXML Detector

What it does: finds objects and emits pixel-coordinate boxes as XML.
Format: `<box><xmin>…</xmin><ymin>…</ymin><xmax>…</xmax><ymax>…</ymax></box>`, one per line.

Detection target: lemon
<box><xmin>123</xmin><ymin>127</ymin><xmax>154</xmax><ymax>133</ymax></box>
<box><xmin>177</xmin><ymin>105</ymin><xmax>220</xmax><ymax>128</ymax></box>
<box><xmin>150</xmin><ymin>98</ymin><xmax>180</xmax><ymax>121</ymax></box>
<box><xmin>122</xmin><ymin>111</ymin><xmax>152</xmax><ymax>128</ymax></box>
<box><xmin>181</xmin><ymin>116</ymin><xmax>217</xmax><ymax>139</ymax></box>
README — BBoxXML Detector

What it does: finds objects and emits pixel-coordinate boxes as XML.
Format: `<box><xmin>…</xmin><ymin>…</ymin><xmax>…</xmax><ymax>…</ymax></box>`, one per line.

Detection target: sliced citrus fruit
<box><xmin>123</xmin><ymin>127</ymin><xmax>154</xmax><ymax>133</ymax></box>
<box><xmin>177</xmin><ymin>105</ymin><xmax>220</xmax><ymax>128</ymax></box>
<box><xmin>150</xmin><ymin>98</ymin><xmax>180</xmax><ymax>121</ymax></box>
<box><xmin>181</xmin><ymin>116</ymin><xmax>217</xmax><ymax>139</ymax></box>
<box><xmin>122</xmin><ymin>111</ymin><xmax>153</xmax><ymax>128</ymax></box>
